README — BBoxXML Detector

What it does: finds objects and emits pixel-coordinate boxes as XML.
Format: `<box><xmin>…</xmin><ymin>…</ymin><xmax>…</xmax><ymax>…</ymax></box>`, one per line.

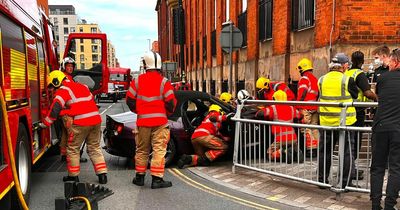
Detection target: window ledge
<box><xmin>293</xmin><ymin>25</ymin><xmax>315</xmax><ymax>32</ymax></box>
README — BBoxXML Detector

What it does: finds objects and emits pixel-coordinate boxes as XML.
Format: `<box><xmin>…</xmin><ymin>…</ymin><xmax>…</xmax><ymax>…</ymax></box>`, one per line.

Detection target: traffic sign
<box><xmin>220</xmin><ymin>23</ymin><xmax>243</xmax><ymax>53</ymax></box>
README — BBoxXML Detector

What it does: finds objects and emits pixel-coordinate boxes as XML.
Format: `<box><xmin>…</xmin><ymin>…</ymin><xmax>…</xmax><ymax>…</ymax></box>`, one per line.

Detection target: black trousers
<box><xmin>318</xmin><ymin>130</ymin><xmax>353</xmax><ymax>188</ymax></box>
<box><xmin>370</xmin><ymin>131</ymin><xmax>400</xmax><ymax>208</ymax></box>
<box><xmin>351</xmin><ymin>110</ymin><xmax>366</xmax><ymax>177</ymax></box>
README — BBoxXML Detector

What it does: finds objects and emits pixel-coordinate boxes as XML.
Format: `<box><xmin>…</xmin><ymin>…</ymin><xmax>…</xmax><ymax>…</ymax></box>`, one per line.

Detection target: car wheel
<box><xmin>164</xmin><ymin>139</ymin><xmax>176</xmax><ymax>167</ymax></box>
<box><xmin>11</xmin><ymin>123</ymin><xmax>32</xmax><ymax>209</ymax></box>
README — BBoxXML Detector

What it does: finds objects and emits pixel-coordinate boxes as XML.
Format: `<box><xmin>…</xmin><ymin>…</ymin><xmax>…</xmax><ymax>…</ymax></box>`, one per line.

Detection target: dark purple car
<box><xmin>103</xmin><ymin>90</ymin><xmax>235</xmax><ymax>166</ymax></box>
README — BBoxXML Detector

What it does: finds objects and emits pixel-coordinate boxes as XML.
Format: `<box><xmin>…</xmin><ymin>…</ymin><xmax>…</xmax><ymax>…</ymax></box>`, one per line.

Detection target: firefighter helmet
<box><xmin>237</xmin><ymin>89</ymin><xmax>250</xmax><ymax>101</ymax></box>
<box><xmin>209</xmin><ymin>104</ymin><xmax>223</xmax><ymax>114</ymax></box>
<box><xmin>47</xmin><ymin>70</ymin><xmax>66</xmax><ymax>88</ymax></box>
<box><xmin>62</xmin><ymin>57</ymin><xmax>76</xmax><ymax>70</ymax></box>
<box><xmin>142</xmin><ymin>51</ymin><xmax>162</xmax><ymax>70</ymax></box>
<box><xmin>220</xmin><ymin>92</ymin><xmax>232</xmax><ymax>103</ymax></box>
<box><xmin>297</xmin><ymin>58</ymin><xmax>313</xmax><ymax>73</ymax></box>
<box><xmin>272</xmin><ymin>90</ymin><xmax>287</xmax><ymax>101</ymax></box>
<box><xmin>256</xmin><ymin>77</ymin><xmax>270</xmax><ymax>90</ymax></box>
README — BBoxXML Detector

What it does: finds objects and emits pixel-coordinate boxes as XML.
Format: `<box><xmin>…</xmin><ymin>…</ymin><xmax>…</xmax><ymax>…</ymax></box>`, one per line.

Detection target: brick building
<box><xmin>156</xmin><ymin>0</ymin><xmax>400</xmax><ymax>96</ymax></box>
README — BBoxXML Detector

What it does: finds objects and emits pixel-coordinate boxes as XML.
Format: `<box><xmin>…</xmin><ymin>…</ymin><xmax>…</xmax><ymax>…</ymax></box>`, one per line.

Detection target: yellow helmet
<box><xmin>219</xmin><ymin>92</ymin><xmax>232</xmax><ymax>103</ymax></box>
<box><xmin>297</xmin><ymin>58</ymin><xmax>313</xmax><ymax>73</ymax></box>
<box><xmin>47</xmin><ymin>70</ymin><xmax>66</xmax><ymax>88</ymax></box>
<box><xmin>209</xmin><ymin>104</ymin><xmax>223</xmax><ymax>114</ymax></box>
<box><xmin>272</xmin><ymin>90</ymin><xmax>287</xmax><ymax>101</ymax></box>
<box><xmin>256</xmin><ymin>77</ymin><xmax>270</xmax><ymax>90</ymax></box>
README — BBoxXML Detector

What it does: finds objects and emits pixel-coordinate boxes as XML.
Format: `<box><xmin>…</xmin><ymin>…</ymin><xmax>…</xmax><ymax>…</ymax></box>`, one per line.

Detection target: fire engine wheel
<box><xmin>11</xmin><ymin>123</ymin><xmax>32</xmax><ymax>209</ymax></box>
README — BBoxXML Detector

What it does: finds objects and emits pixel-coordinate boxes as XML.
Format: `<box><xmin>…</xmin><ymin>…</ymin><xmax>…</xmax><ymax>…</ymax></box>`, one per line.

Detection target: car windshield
<box><xmin>110</xmin><ymin>73</ymin><xmax>126</xmax><ymax>81</ymax></box>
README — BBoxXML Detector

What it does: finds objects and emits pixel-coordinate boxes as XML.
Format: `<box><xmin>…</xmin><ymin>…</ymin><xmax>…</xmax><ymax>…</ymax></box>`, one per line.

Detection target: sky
<box><xmin>49</xmin><ymin>0</ymin><xmax>159</xmax><ymax>71</ymax></box>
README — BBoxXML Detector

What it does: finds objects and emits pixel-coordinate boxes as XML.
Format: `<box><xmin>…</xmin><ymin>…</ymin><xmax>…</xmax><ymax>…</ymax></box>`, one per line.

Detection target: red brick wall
<box><xmin>314</xmin><ymin>0</ymin><xmax>338</xmax><ymax>48</ymax></box>
<box><xmin>157</xmin><ymin>1</ymin><xmax>169</xmax><ymax>62</ymax></box>
<box><xmin>339</xmin><ymin>0</ymin><xmax>400</xmax><ymax>44</ymax></box>
<box><xmin>206</xmin><ymin>0</ymin><xmax>213</xmax><ymax>68</ymax></box>
<box><xmin>216</xmin><ymin>0</ymin><xmax>223</xmax><ymax>65</ymax></box>
<box><xmin>272</xmin><ymin>0</ymin><xmax>290</xmax><ymax>55</ymax></box>
<box><xmin>247</xmin><ymin>0</ymin><xmax>259</xmax><ymax>60</ymax></box>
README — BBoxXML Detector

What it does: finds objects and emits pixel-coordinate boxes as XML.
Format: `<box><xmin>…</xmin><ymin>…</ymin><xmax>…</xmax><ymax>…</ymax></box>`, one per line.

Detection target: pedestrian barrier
<box><xmin>231</xmin><ymin>99</ymin><xmax>378</xmax><ymax>198</ymax></box>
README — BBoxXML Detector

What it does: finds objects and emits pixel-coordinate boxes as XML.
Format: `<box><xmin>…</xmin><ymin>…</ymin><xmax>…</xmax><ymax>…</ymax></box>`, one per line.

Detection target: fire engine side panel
<box><xmin>25</xmin><ymin>31</ymin><xmax>39</xmax><ymax>123</ymax></box>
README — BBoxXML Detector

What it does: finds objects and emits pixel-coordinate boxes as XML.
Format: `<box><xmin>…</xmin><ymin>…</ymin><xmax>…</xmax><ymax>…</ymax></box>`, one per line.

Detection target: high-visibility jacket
<box><xmin>318</xmin><ymin>71</ymin><xmax>356</xmax><ymax>126</ymax></box>
<box><xmin>297</xmin><ymin>71</ymin><xmax>319</xmax><ymax>110</ymax></box>
<box><xmin>344</xmin><ymin>68</ymin><xmax>366</xmax><ymax>102</ymax></box>
<box><xmin>127</xmin><ymin>71</ymin><xmax>176</xmax><ymax>127</ymax></box>
<box><xmin>44</xmin><ymin>80</ymin><xmax>101</xmax><ymax>127</ymax></box>
<box><xmin>259</xmin><ymin>82</ymin><xmax>295</xmax><ymax>101</ymax></box>
<box><xmin>256</xmin><ymin>105</ymin><xmax>300</xmax><ymax>143</ymax></box>
<box><xmin>191</xmin><ymin>111</ymin><xmax>227</xmax><ymax>139</ymax></box>
<box><xmin>64</xmin><ymin>72</ymin><xmax>73</xmax><ymax>81</ymax></box>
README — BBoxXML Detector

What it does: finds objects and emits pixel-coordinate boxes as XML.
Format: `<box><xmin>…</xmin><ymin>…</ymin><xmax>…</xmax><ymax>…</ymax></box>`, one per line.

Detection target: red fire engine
<box><xmin>0</xmin><ymin>1</ymin><xmax>109</xmax><ymax>209</ymax></box>
<box><xmin>109</xmin><ymin>67</ymin><xmax>131</xmax><ymax>98</ymax></box>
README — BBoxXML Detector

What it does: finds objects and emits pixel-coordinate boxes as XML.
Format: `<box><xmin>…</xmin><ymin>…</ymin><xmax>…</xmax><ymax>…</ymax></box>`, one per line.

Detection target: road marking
<box><xmin>100</xmin><ymin>103</ymin><xmax>115</xmax><ymax>115</ymax></box>
<box><xmin>169</xmin><ymin>168</ymin><xmax>278</xmax><ymax>210</ymax></box>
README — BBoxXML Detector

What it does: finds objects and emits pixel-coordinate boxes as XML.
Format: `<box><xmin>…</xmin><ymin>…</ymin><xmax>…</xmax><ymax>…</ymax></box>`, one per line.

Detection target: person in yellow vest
<box><xmin>345</xmin><ymin>51</ymin><xmax>378</xmax><ymax>181</ymax></box>
<box><xmin>318</xmin><ymin>53</ymin><xmax>359</xmax><ymax>189</ymax></box>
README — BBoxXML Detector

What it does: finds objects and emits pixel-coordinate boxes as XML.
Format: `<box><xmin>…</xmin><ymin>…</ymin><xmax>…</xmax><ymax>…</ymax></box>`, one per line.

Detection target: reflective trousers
<box><xmin>60</xmin><ymin>115</ymin><xmax>73</xmax><ymax>156</ymax></box>
<box><xmin>190</xmin><ymin>135</ymin><xmax>228</xmax><ymax>166</ymax></box>
<box><xmin>134</xmin><ymin>124</ymin><xmax>170</xmax><ymax>178</ymax></box>
<box><xmin>300</xmin><ymin>109</ymin><xmax>319</xmax><ymax>149</ymax></box>
<box><xmin>67</xmin><ymin>124</ymin><xmax>107</xmax><ymax>176</ymax></box>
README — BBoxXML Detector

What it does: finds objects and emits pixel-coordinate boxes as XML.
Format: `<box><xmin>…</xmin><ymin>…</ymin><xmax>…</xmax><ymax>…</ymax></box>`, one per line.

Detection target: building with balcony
<box><xmin>156</xmin><ymin>0</ymin><xmax>400</xmax><ymax>96</ymax></box>
<box><xmin>49</xmin><ymin>5</ymin><xmax>78</xmax><ymax>62</ymax></box>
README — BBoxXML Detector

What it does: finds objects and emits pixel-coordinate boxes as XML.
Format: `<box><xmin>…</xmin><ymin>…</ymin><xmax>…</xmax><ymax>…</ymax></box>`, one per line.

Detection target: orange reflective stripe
<box><xmin>135</xmin><ymin>165</ymin><xmax>146</xmax><ymax>173</ymax></box>
<box><xmin>192</xmin><ymin>155</ymin><xmax>198</xmax><ymax>165</ymax></box>
<box><xmin>94</xmin><ymin>163</ymin><xmax>107</xmax><ymax>170</ymax></box>
<box><xmin>45</xmin><ymin>116</ymin><xmax>54</xmax><ymax>124</ymax></box>
<box><xmin>210</xmin><ymin>139</ymin><xmax>222</xmax><ymax>147</ymax></box>
<box><xmin>150</xmin><ymin>168</ymin><xmax>164</xmax><ymax>173</ymax></box>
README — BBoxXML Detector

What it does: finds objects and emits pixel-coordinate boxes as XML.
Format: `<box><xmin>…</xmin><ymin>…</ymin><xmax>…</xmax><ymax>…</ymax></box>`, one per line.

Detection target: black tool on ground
<box><xmin>55</xmin><ymin>181</ymin><xmax>114</xmax><ymax>210</ymax></box>
<box><xmin>80</xmin><ymin>141</ymin><xmax>88</xmax><ymax>163</ymax></box>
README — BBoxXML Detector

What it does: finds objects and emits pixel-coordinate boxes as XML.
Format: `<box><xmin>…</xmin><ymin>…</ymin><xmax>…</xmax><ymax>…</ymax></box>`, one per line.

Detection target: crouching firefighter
<box><xmin>255</xmin><ymin>90</ymin><xmax>303</xmax><ymax>163</ymax></box>
<box><xmin>39</xmin><ymin>70</ymin><xmax>108</xmax><ymax>184</ymax></box>
<box><xmin>126</xmin><ymin>51</ymin><xmax>177</xmax><ymax>189</ymax></box>
<box><xmin>177</xmin><ymin>104</ymin><xmax>232</xmax><ymax>168</ymax></box>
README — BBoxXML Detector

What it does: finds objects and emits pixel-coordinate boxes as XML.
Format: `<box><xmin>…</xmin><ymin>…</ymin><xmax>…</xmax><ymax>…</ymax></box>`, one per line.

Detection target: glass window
<box><xmin>92</xmin><ymin>45</ymin><xmax>98</xmax><ymax>53</ymax></box>
<box><xmin>64</xmin><ymin>27</ymin><xmax>68</xmax><ymax>34</ymax></box>
<box><xmin>92</xmin><ymin>54</ymin><xmax>98</xmax><ymax>62</ymax></box>
<box><xmin>242</xmin><ymin>0</ymin><xmax>247</xmax><ymax>12</ymax></box>
<box><xmin>79</xmin><ymin>27</ymin><xmax>83</xmax><ymax>32</ymax></box>
<box><xmin>70</xmin><ymin>27</ymin><xmax>75</xmax><ymax>33</ymax></box>
<box><xmin>80</xmin><ymin>63</ymin><xmax>85</xmax><ymax>69</ymax></box>
<box><xmin>54</xmin><ymin>17</ymin><xmax>58</xmax><ymax>24</ymax></box>
<box><xmin>63</xmin><ymin>18</ymin><xmax>68</xmax><ymax>25</ymax></box>
<box><xmin>226</xmin><ymin>0</ymin><xmax>230</xmax><ymax>21</ymax></box>
<box><xmin>80</xmin><ymin>54</ymin><xmax>84</xmax><ymax>62</ymax></box>
<box><xmin>292</xmin><ymin>0</ymin><xmax>315</xmax><ymax>31</ymax></box>
<box><xmin>90</xmin><ymin>27</ymin><xmax>97</xmax><ymax>33</ymax></box>
<box><xmin>80</xmin><ymin>45</ymin><xmax>84</xmax><ymax>52</ymax></box>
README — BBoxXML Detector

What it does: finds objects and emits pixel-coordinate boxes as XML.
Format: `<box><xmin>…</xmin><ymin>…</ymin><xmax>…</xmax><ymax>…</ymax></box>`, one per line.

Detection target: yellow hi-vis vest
<box><xmin>318</xmin><ymin>71</ymin><xmax>356</xmax><ymax>126</ymax></box>
<box><xmin>344</xmin><ymin>68</ymin><xmax>367</xmax><ymax>102</ymax></box>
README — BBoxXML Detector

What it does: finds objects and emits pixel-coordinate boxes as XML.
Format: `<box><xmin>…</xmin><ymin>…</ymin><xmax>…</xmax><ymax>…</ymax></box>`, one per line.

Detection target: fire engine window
<box><xmin>0</xmin><ymin>14</ymin><xmax>25</xmax><ymax>53</ymax></box>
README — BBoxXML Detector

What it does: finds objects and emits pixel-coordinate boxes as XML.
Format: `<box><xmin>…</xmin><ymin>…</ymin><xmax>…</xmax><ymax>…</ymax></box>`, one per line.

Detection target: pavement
<box><xmin>187</xmin><ymin>161</ymin><xmax>377</xmax><ymax>210</ymax></box>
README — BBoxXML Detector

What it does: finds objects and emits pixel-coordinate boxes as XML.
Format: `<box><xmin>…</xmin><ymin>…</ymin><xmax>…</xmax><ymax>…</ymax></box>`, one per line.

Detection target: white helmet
<box><xmin>142</xmin><ymin>51</ymin><xmax>162</xmax><ymax>70</ymax></box>
<box><xmin>61</xmin><ymin>57</ymin><xmax>76</xmax><ymax>70</ymax></box>
<box><xmin>237</xmin><ymin>89</ymin><xmax>250</xmax><ymax>101</ymax></box>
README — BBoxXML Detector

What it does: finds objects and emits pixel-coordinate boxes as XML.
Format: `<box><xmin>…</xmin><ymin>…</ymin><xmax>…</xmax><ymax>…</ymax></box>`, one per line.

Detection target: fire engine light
<box><xmin>114</xmin><ymin>124</ymin><xmax>123</xmax><ymax>135</ymax></box>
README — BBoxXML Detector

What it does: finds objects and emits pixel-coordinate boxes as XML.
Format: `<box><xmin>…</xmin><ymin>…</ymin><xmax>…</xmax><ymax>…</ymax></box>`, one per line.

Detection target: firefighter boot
<box><xmin>98</xmin><ymin>173</ymin><xmax>107</xmax><ymax>184</ymax></box>
<box><xmin>197</xmin><ymin>156</ymin><xmax>211</xmax><ymax>166</ymax></box>
<box><xmin>63</xmin><ymin>176</ymin><xmax>79</xmax><ymax>182</ymax></box>
<box><xmin>132</xmin><ymin>173</ymin><xmax>145</xmax><ymax>186</ymax></box>
<box><xmin>151</xmin><ymin>176</ymin><xmax>172</xmax><ymax>189</ymax></box>
<box><xmin>177</xmin><ymin>154</ymin><xmax>192</xmax><ymax>169</ymax></box>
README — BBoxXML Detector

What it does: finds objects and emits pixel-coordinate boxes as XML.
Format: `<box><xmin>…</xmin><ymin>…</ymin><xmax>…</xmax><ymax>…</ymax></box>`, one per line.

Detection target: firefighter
<box><xmin>296</xmin><ymin>58</ymin><xmax>319</xmax><ymax>151</ymax></box>
<box><xmin>255</xmin><ymin>90</ymin><xmax>303</xmax><ymax>163</ymax></box>
<box><xmin>256</xmin><ymin>77</ymin><xmax>295</xmax><ymax>101</ymax></box>
<box><xmin>220</xmin><ymin>92</ymin><xmax>233</xmax><ymax>104</ymax></box>
<box><xmin>317</xmin><ymin>53</ymin><xmax>358</xmax><ymax>188</ymax></box>
<box><xmin>58</xmin><ymin>56</ymin><xmax>76</xmax><ymax>160</ymax></box>
<box><xmin>177</xmin><ymin>104</ymin><xmax>232</xmax><ymax>168</ymax></box>
<box><xmin>61</xmin><ymin>56</ymin><xmax>75</xmax><ymax>81</ymax></box>
<box><xmin>127</xmin><ymin>51</ymin><xmax>177</xmax><ymax>189</ymax></box>
<box><xmin>39</xmin><ymin>70</ymin><xmax>108</xmax><ymax>184</ymax></box>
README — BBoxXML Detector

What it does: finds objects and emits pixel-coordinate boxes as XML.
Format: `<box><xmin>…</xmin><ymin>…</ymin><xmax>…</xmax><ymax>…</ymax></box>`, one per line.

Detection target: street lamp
<box><xmin>147</xmin><ymin>39</ymin><xmax>151</xmax><ymax>51</ymax></box>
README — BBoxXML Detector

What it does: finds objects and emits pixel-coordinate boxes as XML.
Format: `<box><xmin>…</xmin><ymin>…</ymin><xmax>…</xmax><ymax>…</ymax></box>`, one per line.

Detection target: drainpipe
<box><xmin>329</xmin><ymin>0</ymin><xmax>336</xmax><ymax>60</ymax></box>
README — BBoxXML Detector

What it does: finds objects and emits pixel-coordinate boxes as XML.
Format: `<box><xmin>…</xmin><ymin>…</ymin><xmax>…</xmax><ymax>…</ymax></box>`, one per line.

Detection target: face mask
<box><xmin>374</xmin><ymin>58</ymin><xmax>383</xmax><ymax>67</ymax></box>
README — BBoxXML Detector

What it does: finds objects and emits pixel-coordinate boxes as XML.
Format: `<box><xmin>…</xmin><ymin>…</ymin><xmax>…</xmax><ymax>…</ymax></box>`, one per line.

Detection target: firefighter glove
<box><xmin>38</xmin><ymin>122</ymin><xmax>47</xmax><ymax>129</ymax></box>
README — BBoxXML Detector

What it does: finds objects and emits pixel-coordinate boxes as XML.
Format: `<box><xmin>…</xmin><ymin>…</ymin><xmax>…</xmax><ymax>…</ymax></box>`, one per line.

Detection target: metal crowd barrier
<box><xmin>231</xmin><ymin>100</ymin><xmax>378</xmax><ymax>199</ymax></box>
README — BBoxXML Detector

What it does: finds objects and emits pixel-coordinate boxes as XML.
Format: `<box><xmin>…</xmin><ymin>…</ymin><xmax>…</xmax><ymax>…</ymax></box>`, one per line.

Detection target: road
<box><xmin>30</xmin><ymin>100</ymin><xmax>300</xmax><ymax>210</ymax></box>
